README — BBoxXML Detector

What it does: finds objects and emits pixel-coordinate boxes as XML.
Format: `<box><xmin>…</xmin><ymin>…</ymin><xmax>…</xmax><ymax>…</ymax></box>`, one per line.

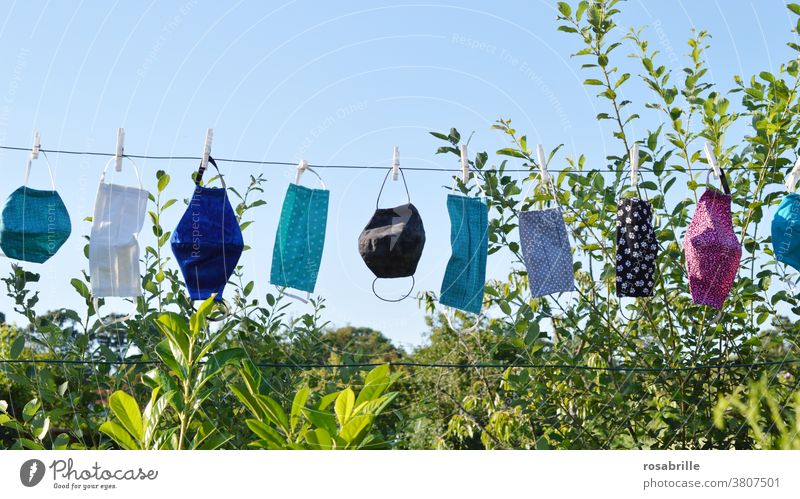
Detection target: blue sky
<box><xmin>0</xmin><ymin>1</ymin><xmax>796</xmax><ymax>348</ymax></box>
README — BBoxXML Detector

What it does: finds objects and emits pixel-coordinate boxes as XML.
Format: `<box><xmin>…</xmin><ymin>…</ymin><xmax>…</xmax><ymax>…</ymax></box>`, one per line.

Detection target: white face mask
<box><xmin>89</xmin><ymin>158</ymin><xmax>149</xmax><ymax>324</ymax></box>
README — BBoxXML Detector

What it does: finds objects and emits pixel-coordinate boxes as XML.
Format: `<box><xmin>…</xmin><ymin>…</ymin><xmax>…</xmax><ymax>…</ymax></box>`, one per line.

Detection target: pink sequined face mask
<box><xmin>683</xmin><ymin>168</ymin><xmax>741</xmax><ymax>309</ymax></box>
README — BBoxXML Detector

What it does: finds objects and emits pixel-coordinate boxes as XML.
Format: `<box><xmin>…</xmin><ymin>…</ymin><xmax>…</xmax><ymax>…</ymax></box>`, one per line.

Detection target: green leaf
<box><xmin>257</xmin><ymin>395</ymin><xmax>290</xmax><ymax>434</ymax></box>
<box><xmin>583</xmin><ymin>78</ymin><xmax>604</xmax><ymax>86</ymax></box>
<box><xmin>157</xmin><ymin>173</ymin><xmax>170</xmax><ymax>192</ymax></box>
<box><xmin>334</xmin><ymin>388</ymin><xmax>356</xmax><ymax>427</ymax></box>
<box><xmin>100</xmin><ymin>421</ymin><xmax>139</xmax><ymax>450</ymax></box>
<box><xmin>290</xmin><ymin>386</ymin><xmax>310</xmax><ymax>435</ymax></box>
<box><xmin>557</xmin><ymin>1</ymin><xmax>571</xmax><ymax>18</ymax></box>
<box><xmin>53</xmin><ymin>433</ymin><xmax>70</xmax><ymax>450</ymax></box>
<box><xmin>108</xmin><ymin>391</ymin><xmax>143</xmax><ymax>443</ymax></box>
<box><xmin>22</xmin><ymin>399</ymin><xmax>40</xmax><ymax>422</ymax></box>
<box><xmin>10</xmin><ymin>336</ymin><xmax>24</xmax><ymax>359</ymax></box>
<box><xmin>496</xmin><ymin>148</ymin><xmax>527</xmax><ymax>159</ymax></box>
<box><xmin>338</xmin><ymin>415</ymin><xmax>372</xmax><ymax>446</ymax></box>
<box><xmin>788</xmin><ymin>3</ymin><xmax>800</xmax><ymax>16</ymax></box>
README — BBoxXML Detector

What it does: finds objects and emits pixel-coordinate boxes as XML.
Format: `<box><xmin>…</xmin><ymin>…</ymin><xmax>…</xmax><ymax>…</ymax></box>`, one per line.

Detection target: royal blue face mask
<box><xmin>171</xmin><ymin>157</ymin><xmax>243</xmax><ymax>302</ymax></box>
<box><xmin>0</xmin><ymin>153</ymin><xmax>71</xmax><ymax>263</ymax></box>
<box><xmin>772</xmin><ymin>192</ymin><xmax>800</xmax><ymax>272</ymax></box>
<box><xmin>439</xmin><ymin>193</ymin><xmax>489</xmax><ymax>314</ymax></box>
<box><xmin>270</xmin><ymin>164</ymin><xmax>329</xmax><ymax>295</ymax></box>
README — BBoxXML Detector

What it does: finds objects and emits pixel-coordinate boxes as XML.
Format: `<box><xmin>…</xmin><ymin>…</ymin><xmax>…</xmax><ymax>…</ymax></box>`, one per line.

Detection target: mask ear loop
<box><xmin>371</xmin><ymin>167</ymin><xmax>416</xmax><ymax>302</ymax></box>
<box><xmin>93</xmin><ymin>156</ymin><xmax>147</xmax><ymax>328</ymax></box>
<box><xmin>24</xmin><ymin>150</ymin><xmax>57</xmax><ymax>190</ymax></box>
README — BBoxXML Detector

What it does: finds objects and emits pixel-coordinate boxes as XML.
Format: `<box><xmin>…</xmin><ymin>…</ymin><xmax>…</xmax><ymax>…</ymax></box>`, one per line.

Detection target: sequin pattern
<box><xmin>683</xmin><ymin>188</ymin><xmax>741</xmax><ymax>310</ymax></box>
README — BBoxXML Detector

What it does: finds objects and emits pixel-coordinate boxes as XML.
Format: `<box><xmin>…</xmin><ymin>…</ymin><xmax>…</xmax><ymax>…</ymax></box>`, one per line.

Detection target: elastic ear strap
<box><xmin>195</xmin><ymin>156</ymin><xmax>225</xmax><ymax>187</ymax></box>
<box><xmin>93</xmin><ymin>297</ymin><xmax>133</xmax><ymax>327</ymax></box>
<box><xmin>277</xmin><ymin>286</ymin><xmax>311</xmax><ymax>304</ymax></box>
<box><xmin>718</xmin><ymin>166</ymin><xmax>731</xmax><ymax>195</ymax></box>
<box><xmin>100</xmin><ymin>156</ymin><xmax>144</xmax><ymax>189</ymax></box>
<box><xmin>296</xmin><ymin>165</ymin><xmax>327</xmax><ymax>190</ymax></box>
<box><xmin>371</xmin><ymin>276</ymin><xmax>415</xmax><ymax>302</ymax></box>
<box><xmin>376</xmin><ymin>167</ymin><xmax>410</xmax><ymax>209</ymax></box>
<box><xmin>25</xmin><ymin>151</ymin><xmax>57</xmax><ymax>189</ymax></box>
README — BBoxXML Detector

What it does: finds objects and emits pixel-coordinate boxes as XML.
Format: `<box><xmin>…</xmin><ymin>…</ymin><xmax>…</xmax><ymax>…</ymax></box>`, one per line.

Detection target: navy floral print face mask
<box><xmin>616</xmin><ymin>197</ymin><xmax>657</xmax><ymax>297</ymax></box>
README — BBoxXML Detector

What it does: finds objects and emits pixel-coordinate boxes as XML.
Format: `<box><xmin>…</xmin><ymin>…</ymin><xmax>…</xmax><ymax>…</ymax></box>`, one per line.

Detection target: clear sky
<box><xmin>0</xmin><ymin>1</ymin><xmax>796</xmax><ymax>349</ymax></box>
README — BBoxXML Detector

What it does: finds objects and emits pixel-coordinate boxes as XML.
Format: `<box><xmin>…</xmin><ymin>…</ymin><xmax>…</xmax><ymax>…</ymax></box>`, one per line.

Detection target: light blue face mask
<box><xmin>519</xmin><ymin>180</ymin><xmax>574</xmax><ymax>297</ymax></box>
<box><xmin>270</xmin><ymin>163</ymin><xmax>329</xmax><ymax>297</ymax></box>
<box><xmin>439</xmin><ymin>191</ymin><xmax>489</xmax><ymax>315</ymax></box>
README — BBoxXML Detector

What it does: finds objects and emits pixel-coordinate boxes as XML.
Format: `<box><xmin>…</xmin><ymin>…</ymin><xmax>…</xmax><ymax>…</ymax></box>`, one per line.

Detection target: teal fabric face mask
<box><xmin>270</xmin><ymin>164</ymin><xmax>329</xmax><ymax>296</ymax></box>
<box><xmin>772</xmin><ymin>192</ymin><xmax>800</xmax><ymax>272</ymax></box>
<box><xmin>0</xmin><ymin>153</ymin><xmax>71</xmax><ymax>263</ymax></box>
<box><xmin>439</xmin><ymin>193</ymin><xmax>489</xmax><ymax>314</ymax></box>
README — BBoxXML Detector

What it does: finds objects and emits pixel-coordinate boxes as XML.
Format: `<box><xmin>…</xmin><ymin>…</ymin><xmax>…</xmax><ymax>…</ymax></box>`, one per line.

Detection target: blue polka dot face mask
<box><xmin>518</xmin><ymin>179</ymin><xmax>574</xmax><ymax>297</ymax></box>
<box><xmin>171</xmin><ymin>157</ymin><xmax>243</xmax><ymax>303</ymax></box>
<box><xmin>270</xmin><ymin>162</ymin><xmax>329</xmax><ymax>299</ymax></box>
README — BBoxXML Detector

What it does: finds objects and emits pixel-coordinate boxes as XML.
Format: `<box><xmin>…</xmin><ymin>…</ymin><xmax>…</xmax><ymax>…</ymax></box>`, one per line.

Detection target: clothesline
<box><xmin>1</xmin><ymin>357</ymin><xmax>799</xmax><ymax>372</ymax></box>
<box><xmin>0</xmin><ymin>144</ymin><xmax>780</xmax><ymax>174</ymax></box>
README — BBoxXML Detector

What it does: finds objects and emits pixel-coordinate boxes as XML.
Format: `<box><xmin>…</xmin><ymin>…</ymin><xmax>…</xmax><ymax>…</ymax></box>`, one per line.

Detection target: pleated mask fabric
<box><xmin>616</xmin><ymin>197</ymin><xmax>657</xmax><ymax>297</ymax></box>
<box><xmin>89</xmin><ymin>159</ymin><xmax>149</xmax><ymax>298</ymax></box>
<box><xmin>519</xmin><ymin>207</ymin><xmax>574</xmax><ymax>297</ymax></box>
<box><xmin>439</xmin><ymin>194</ymin><xmax>489</xmax><ymax>314</ymax></box>
<box><xmin>270</xmin><ymin>182</ymin><xmax>329</xmax><ymax>294</ymax></box>
<box><xmin>171</xmin><ymin>158</ymin><xmax>243</xmax><ymax>302</ymax></box>
<box><xmin>0</xmin><ymin>154</ymin><xmax>71</xmax><ymax>263</ymax></box>
<box><xmin>771</xmin><ymin>193</ymin><xmax>800</xmax><ymax>272</ymax></box>
<box><xmin>684</xmin><ymin>186</ymin><xmax>741</xmax><ymax>310</ymax></box>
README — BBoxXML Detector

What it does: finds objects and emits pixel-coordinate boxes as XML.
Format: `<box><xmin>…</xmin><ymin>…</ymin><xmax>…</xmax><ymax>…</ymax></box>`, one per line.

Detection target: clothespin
<box><xmin>629</xmin><ymin>143</ymin><xmax>639</xmax><ymax>189</ymax></box>
<box><xmin>296</xmin><ymin>159</ymin><xmax>308</xmax><ymax>184</ymax></box>
<box><xmin>114</xmin><ymin>128</ymin><xmax>125</xmax><ymax>172</ymax></box>
<box><xmin>460</xmin><ymin>144</ymin><xmax>469</xmax><ymax>183</ymax></box>
<box><xmin>536</xmin><ymin>144</ymin><xmax>550</xmax><ymax>183</ymax></box>
<box><xmin>786</xmin><ymin>156</ymin><xmax>800</xmax><ymax>193</ymax></box>
<box><xmin>31</xmin><ymin>131</ymin><xmax>41</xmax><ymax>160</ymax></box>
<box><xmin>202</xmin><ymin>128</ymin><xmax>214</xmax><ymax>171</ymax></box>
<box><xmin>392</xmin><ymin>146</ymin><xmax>399</xmax><ymax>181</ymax></box>
<box><xmin>704</xmin><ymin>141</ymin><xmax>721</xmax><ymax>180</ymax></box>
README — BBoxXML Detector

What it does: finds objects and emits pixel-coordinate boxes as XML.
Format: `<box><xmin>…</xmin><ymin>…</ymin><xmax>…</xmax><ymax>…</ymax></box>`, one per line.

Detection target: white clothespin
<box><xmin>629</xmin><ymin>143</ymin><xmax>639</xmax><ymax>189</ymax></box>
<box><xmin>114</xmin><ymin>128</ymin><xmax>125</xmax><ymax>172</ymax></box>
<box><xmin>392</xmin><ymin>146</ymin><xmax>400</xmax><ymax>181</ymax></box>
<box><xmin>460</xmin><ymin>144</ymin><xmax>469</xmax><ymax>183</ymax></box>
<box><xmin>704</xmin><ymin>141</ymin><xmax>721</xmax><ymax>180</ymax></box>
<box><xmin>786</xmin><ymin>157</ymin><xmax>800</xmax><ymax>193</ymax></box>
<box><xmin>536</xmin><ymin>143</ymin><xmax>550</xmax><ymax>183</ymax></box>
<box><xmin>31</xmin><ymin>131</ymin><xmax>41</xmax><ymax>160</ymax></box>
<box><xmin>296</xmin><ymin>159</ymin><xmax>308</xmax><ymax>184</ymax></box>
<box><xmin>202</xmin><ymin>128</ymin><xmax>214</xmax><ymax>171</ymax></box>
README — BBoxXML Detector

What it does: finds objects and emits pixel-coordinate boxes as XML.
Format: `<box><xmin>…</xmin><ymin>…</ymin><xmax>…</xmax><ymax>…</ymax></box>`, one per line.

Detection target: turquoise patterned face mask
<box><xmin>270</xmin><ymin>163</ymin><xmax>329</xmax><ymax>298</ymax></box>
<box><xmin>439</xmin><ymin>192</ymin><xmax>489</xmax><ymax>314</ymax></box>
<box><xmin>0</xmin><ymin>152</ymin><xmax>71</xmax><ymax>263</ymax></box>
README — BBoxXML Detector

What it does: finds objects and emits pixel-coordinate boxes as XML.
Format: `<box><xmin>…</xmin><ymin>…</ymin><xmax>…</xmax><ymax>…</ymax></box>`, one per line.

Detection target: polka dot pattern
<box><xmin>519</xmin><ymin>207</ymin><xmax>574</xmax><ymax>297</ymax></box>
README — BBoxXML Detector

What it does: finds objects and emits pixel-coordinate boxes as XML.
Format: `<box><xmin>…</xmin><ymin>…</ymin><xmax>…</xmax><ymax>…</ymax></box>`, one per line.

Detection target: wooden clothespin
<box><xmin>460</xmin><ymin>144</ymin><xmax>469</xmax><ymax>183</ymax></box>
<box><xmin>114</xmin><ymin>128</ymin><xmax>125</xmax><ymax>172</ymax></box>
<box><xmin>392</xmin><ymin>146</ymin><xmax>399</xmax><ymax>181</ymax></box>
<box><xmin>296</xmin><ymin>159</ymin><xmax>308</xmax><ymax>184</ymax></box>
<box><xmin>704</xmin><ymin>141</ymin><xmax>721</xmax><ymax>180</ymax></box>
<box><xmin>629</xmin><ymin>143</ymin><xmax>639</xmax><ymax>189</ymax></box>
<box><xmin>202</xmin><ymin>128</ymin><xmax>213</xmax><ymax>171</ymax></box>
<box><xmin>31</xmin><ymin>131</ymin><xmax>41</xmax><ymax>160</ymax></box>
<box><xmin>537</xmin><ymin>144</ymin><xmax>550</xmax><ymax>183</ymax></box>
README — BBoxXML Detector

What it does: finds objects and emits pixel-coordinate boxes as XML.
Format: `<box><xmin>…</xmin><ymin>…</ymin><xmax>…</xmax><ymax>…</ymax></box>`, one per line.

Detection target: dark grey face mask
<box><xmin>518</xmin><ymin>183</ymin><xmax>574</xmax><ymax>297</ymax></box>
<box><xmin>358</xmin><ymin>168</ymin><xmax>425</xmax><ymax>301</ymax></box>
